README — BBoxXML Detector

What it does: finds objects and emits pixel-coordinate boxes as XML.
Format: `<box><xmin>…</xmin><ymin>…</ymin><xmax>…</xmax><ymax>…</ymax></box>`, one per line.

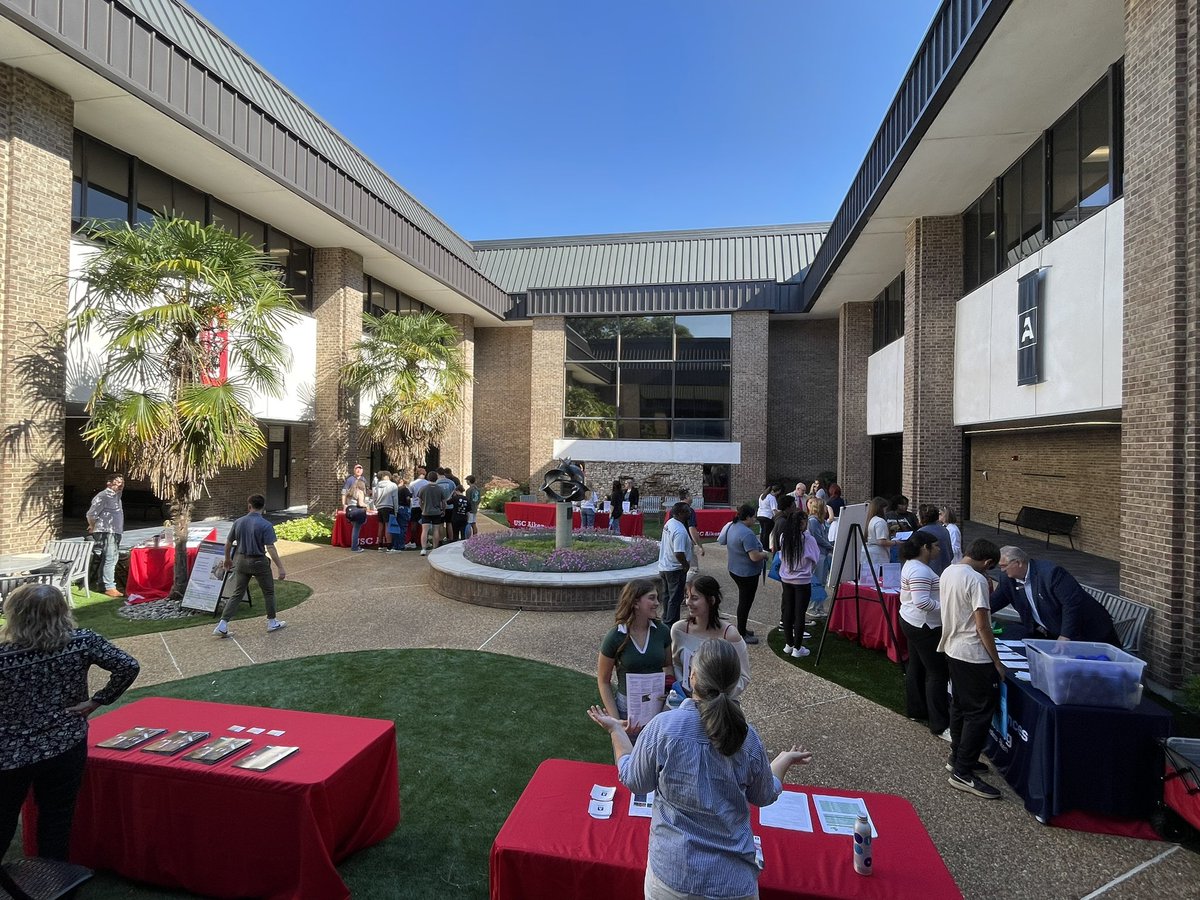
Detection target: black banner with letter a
<box><xmin>1016</xmin><ymin>270</ymin><xmax>1042</xmax><ymax>386</ymax></box>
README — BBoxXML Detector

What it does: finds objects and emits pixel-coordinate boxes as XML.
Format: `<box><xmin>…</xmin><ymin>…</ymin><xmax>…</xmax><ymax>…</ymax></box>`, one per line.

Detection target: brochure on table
<box><xmin>96</xmin><ymin>722</ymin><xmax>298</xmax><ymax>770</ymax></box>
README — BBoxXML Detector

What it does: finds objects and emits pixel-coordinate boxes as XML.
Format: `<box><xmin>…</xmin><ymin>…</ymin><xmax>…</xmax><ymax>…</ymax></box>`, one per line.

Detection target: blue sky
<box><xmin>197</xmin><ymin>1</ymin><xmax>942</xmax><ymax>240</ymax></box>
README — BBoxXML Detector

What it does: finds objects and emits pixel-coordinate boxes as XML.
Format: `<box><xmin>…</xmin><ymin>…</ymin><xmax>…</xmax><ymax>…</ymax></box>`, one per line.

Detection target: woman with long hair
<box><xmin>608</xmin><ymin>479</ymin><xmax>625</xmax><ymax>534</ymax></box>
<box><xmin>755</xmin><ymin>484</ymin><xmax>781</xmax><ymax>549</ymax></box>
<box><xmin>939</xmin><ymin>506</ymin><xmax>963</xmax><ymax>564</ymax></box>
<box><xmin>806</xmin><ymin>497</ymin><xmax>835</xmax><ymax>616</ymax></box>
<box><xmin>670</xmin><ymin>576</ymin><xmax>750</xmax><ymax>704</ymax></box>
<box><xmin>865</xmin><ymin>495</ymin><xmax>895</xmax><ymax>573</ymax></box>
<box><xmin>0</xmin><ymin>584</ymin><xmax>140</xmax><ymax>860</ymax></box>
<box><xmin>345</xmin><ymin>476</ymin><xmax>370</xmax><ymax>552</ymax></box>
<box><xmin>589</xmin><ymin>640</ymin><xmax>812</xmax><ymax>899</ymax></box>
<box><xmin>898</xmin><ymin>532</ymin><xmax>950</xmax><ymax>739</ymax></box>
<box><xmin>776</xmin><ymin>504</ymin><xmax>820</xmax><ymax>658</ymax></box>
<box><xmin>597</xmin><ymin>579</ymin><xmax>672</xmax><ymax>731</ymax></box>
<box><xmin>826</xmin><ymin>482</ymin><xmax>845</xmax><ymax>520</ymax></box>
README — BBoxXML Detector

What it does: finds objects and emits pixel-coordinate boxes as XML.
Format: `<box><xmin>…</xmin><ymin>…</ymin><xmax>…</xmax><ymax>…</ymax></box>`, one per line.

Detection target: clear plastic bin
<box><xmin>1023</xmin><ymin>639</ymin><xmax>1145</xmax><ymax>709</ymax></box>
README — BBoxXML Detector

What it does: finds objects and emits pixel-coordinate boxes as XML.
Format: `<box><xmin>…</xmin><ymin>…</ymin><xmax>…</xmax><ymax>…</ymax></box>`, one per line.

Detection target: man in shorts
<box><xmin>417</xmin><ymin>477</ymin><xmax>447</xmax><ymax>556</ymax></box>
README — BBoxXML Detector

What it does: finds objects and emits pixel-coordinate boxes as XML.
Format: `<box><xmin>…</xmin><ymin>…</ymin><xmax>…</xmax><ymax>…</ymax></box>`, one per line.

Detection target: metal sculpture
<box><xmin>541</xmin><ymin>458</ymin><xmax>589</xmax><ymax>503</ymax></box>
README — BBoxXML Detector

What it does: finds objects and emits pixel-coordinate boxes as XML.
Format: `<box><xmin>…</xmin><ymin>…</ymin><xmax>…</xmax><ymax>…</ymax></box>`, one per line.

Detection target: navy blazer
<box><xmin>989</xmin><ymin>560</ymin><xmax>1117</xmax><ymax>643</ymax></box>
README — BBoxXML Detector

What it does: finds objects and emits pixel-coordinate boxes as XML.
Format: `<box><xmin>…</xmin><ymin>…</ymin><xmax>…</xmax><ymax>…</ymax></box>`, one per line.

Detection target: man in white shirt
<box><xmin>937</xmin><ymin>537</ymin><xmax>1006</xmax><ymax>800</ymax></box>
<box><xmin>658</xmin><ymin>503</ymin><xmax>693</xmax><ymax>627</ymax></box>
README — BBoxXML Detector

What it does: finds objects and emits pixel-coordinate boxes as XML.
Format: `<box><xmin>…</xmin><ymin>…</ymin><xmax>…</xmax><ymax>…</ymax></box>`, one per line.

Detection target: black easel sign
<box><xmin>1017</xmin><ymin>269</ymin><xmax>1042</xmax><ymax>386</ymax></box>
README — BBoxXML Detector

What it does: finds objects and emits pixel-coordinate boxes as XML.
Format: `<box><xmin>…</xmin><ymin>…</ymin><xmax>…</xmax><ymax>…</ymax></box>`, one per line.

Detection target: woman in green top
<box><xmin>597</xmin><ymin>579</ymin><xmax>672</xmax><ymax>735</ymax></box>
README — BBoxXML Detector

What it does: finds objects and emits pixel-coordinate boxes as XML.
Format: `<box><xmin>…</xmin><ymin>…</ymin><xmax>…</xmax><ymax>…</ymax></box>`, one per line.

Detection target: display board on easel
<box><xmin>181</xmin><ymin>540</ymin><xmax>237</xmax><ymax>613</ymax></box>
<box><xmin>826</xmin><ymin>503</ymin><xmax>868</xmax><ymax>592</ymax></box>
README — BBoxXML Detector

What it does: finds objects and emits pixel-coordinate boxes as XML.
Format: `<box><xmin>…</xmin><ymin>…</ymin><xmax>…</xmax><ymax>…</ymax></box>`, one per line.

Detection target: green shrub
<box><xmin>1182</xmin><ymin>675</ymin><xmax>1200</xmax><ymax>714</ymax></box>
<box><xmin>274</xmin><ymin>515</ymin><xmax>333</xmax><ymax>543</ymax></box>
<box><xmin>480</xmin><ymin>488</ymin><xmax>519</xmax><ymax>511</ymax></box>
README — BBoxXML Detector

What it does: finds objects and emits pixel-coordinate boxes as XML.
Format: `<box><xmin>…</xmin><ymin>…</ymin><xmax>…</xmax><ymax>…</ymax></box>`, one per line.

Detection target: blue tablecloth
<box><xmin>985</xmin><ymin>646</ymin><xmax>1172</xmax><ymax>822</ymax></box>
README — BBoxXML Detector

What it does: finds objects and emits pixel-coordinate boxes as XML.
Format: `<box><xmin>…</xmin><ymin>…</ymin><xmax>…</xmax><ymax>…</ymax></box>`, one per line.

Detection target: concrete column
<box><xmin>1120</xmin><ymin>0</ymin><xmax>1199</xmax><ymax>688</ymax></box>
<box><xmin>0</xmin><ymin>67</ymin><xmax>72</xmax><ymax>553</ymax></box>
<box><xmin>439</xmin><ymin>313</ymin><xmax>475</xmax><ymax>479</ymax></box>
<box><xmin>836</xmin><ymin>302</ymin><xmax>873</xmax><ymax>502</ymax></box>
<box><xmin>529</xmin><ymin>316</ymin><xmax>565</xmax><ymax>493</ymax></box>
<box><xmin>308</xmin><ymin>248</ymin><xmax>363</xmax><ymax>514</ymax></box>
<box><xmin>902</xmin><ymin>216</ymin><xmax>963</xmax><ymax>514</ymax></box>
<box><xmin>730</xmin><ymin>310</ymin><xmax>769</xmax><ymax>504</ymax></box>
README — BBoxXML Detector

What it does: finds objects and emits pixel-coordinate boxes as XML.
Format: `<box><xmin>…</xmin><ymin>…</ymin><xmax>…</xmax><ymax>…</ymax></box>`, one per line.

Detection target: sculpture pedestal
<box><xmin>555</xmin><ymin>502</ymin><xmax>573</xmax><ymax>549</ymax></box>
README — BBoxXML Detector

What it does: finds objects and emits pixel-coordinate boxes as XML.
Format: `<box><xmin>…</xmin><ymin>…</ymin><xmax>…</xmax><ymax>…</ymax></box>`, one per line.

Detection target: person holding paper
<box><xmin>865</xmin><ymin>496</ymin><xmax>896</xmax><ymax>572</ymax></box>
<box><xmin>898</xmin><ymin>532</ymin><xmax>950</xmax><ymax>739</ymax></box>
<box><xmin>670</xmin><ymin>576</ymin><xmax>750</xmax><ymax>706</ymax></box>
<box><xmin>598</xmin><ymin>579</ymin><xmax>672</xmax><ymax>734</ymax></box>
<box><xmin>588</xmin><ymin>639</ymin><xmax>812</xmax><ymax>900</ymax></box>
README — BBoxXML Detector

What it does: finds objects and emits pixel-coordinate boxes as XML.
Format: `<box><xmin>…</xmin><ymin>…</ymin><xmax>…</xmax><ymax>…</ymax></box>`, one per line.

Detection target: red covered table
<box><xmin>504</xmin><ymin>502</ymin><xmax>644</xmax><ymax>536</ymax></box>
<box><xmin>665</xmin><ymin>508</ymin><xmax>731</xmax><ymax>537</ymax></box>
<box><xmin>124</xmin><ymin>529</ymin><xmax>219</xmax><ymax>603</ymax></box>
<box><xmin>27</xmin><ymin>697</ymin><xmax>400</xmax><ymax>900</ymax></box>
<box><xmin>828</xmin><ymin>583</ymin><xmax>909</xmax><ymax>663</ymax></box>
<box><xmin>490</xmin><ymin>759</ymin><xmax>961</xmax><ymax>900</ymax></box>
<box><xmin>331</xmin><ymin>509</ymin><xmax>383</xmax><ymax>547</ymax></box>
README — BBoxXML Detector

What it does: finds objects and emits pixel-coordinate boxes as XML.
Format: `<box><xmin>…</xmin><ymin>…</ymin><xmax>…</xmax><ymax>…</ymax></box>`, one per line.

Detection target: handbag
<box><xmin>346</xmin><ymin>505</ymin><xmax>368</xmax><ymax>524</ymax></box>
<box><xmin>387</xmin><ymin>515</ymin><xmax>404</xmax><ymax>535</ymax></box>
<box><xmin>767</xmin><ymin>552</ymin><xmax>782</xmax><ymax>582</ymax></box>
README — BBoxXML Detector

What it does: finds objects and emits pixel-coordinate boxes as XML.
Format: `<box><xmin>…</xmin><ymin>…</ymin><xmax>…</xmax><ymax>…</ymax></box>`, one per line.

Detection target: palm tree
<box><xmin>68</xmin><ymin>217</ymin><xmax>299</xmax><ymax>599</ymax></box>
<box><xmin>340</xmin><ymin>311</ymin><xmax>469</xmax><ymax>470</ymax></box>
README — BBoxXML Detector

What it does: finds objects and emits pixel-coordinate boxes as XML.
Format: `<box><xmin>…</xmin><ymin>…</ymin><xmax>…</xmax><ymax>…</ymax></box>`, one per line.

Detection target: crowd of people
<box><xmin>341</xmin><ymin>464</ymin><xmax>481</xmax><ymax>556</ymax></box>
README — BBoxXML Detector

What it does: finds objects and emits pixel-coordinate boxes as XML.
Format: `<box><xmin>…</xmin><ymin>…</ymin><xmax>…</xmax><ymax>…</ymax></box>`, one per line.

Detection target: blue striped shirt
<box><xmin>617</xmin><ymin>699</ymin><xmax>781</xmax><ymax>898</ymax></box>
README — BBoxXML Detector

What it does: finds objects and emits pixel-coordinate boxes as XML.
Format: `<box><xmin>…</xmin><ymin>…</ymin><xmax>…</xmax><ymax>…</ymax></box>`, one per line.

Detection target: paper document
<box><xmin>1015</xmin><ymin>671</ymin><xmax>1032</xmax><ymax>682</ymax></box>
<box><xmin>588</xmin><ymin>799</ymin><xmax>613</xmax><ymax>819</ymax></box>
<box><xmin>626</xmin><ymin>672</ymin><xmax>666</xmax><ymax>728</ymax></box>
<box><xmin>997</xmin><ymin>640</ymin><xmax>1026</xmax><ymax>649</ymax></box>
<box><xmin>753</xmin><ymin>835</ymin><xmax>764</xmax><ymax>870</ymax></box>
<box><xmin>590</xmin><ymin>784</ymin><xmax>616</xmax><ymax>802</ymax></box>
<box><xmin>758</xmin><ymin>791</ymin><xmax>813</xmax><ymax>832</ymax></box>
<box><xmin>1004</xmin><ymin>660</ymin><xmax>1030</xmax><ymax>671</ymax></box>
<box><xmin>628</xmin><ymin>791</ymin><xmax>655</xmax><ymax>818</ymax></box>
<box><xmin>812</xmin><ymin>795</ymin><xmax>877</xmax><ymax>837</ymax></box>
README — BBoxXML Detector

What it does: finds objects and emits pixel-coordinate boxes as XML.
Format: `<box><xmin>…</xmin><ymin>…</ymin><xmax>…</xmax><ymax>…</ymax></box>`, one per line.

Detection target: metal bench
<box><xmin>997</xmin><ymin>506</ymin><xmax>1080</xmax><ymax>549</ymax></box>
<box><xmin>1098</xmin><ymin>592</ymin><xmax>1151</xmax><ymax>655</ymax></box>
<box><xmin>43</xmin><ymin>540</ymin><xmax>92</xmax><ymax>597</ymax></box>
<box><xmin>0</xmin><ymin>571</ymin><xmax>73</xmax><ymax>614</ymax></box>
<box><xmin>1</xmin><ymin>858</ymin><xmax>92</xmax><ymax>900</ymax></box>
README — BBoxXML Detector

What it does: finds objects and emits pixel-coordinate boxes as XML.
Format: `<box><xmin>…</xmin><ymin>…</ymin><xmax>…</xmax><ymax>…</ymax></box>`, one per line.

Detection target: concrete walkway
<box><xmin>104</xmin><ymin>521</ymin><xmax>1196</xmax><ymax>900</ymax></box>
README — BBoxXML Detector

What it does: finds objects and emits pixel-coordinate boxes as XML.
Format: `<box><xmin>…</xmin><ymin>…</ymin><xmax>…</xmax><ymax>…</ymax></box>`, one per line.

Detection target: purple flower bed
<box><xmin>462</xmin><ymin>527</ymin><xmax>659</xmax><ymax>573</ymax></box>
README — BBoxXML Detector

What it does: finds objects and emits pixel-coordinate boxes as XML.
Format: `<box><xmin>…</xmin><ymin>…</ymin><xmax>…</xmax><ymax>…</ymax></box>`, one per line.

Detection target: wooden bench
<box><xmin>997</xmin><ymin>506</ymin><xmax>1080</xmax><ymax>549</ymax></box>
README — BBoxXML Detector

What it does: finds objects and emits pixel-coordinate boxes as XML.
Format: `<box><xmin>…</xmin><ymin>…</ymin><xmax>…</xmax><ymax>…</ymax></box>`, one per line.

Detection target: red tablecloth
<box><xmin>829</xmin><ymin>583</ymin><xmax>909</xmax><ymax>663</ymax></box>
<box><xmin>664</xmin><ymin>508</ymin><xmax>731</xmax><ymax>537</ymax></box>
<box><xmin>504</xmin><ymin>502</ymin><xmax>644</xmax><ymax>536</ymax></box>
<box><xmin>331</xmin><ymin>509</ymin><xmax>384</xmax><ymax>547</ymax></box>
<box><xmin>490</xmin><ymin>758</ymin><xmax>961</xmax><ymax>900</ymax></box>
<box><xmin>125</xmin><ymin>544</ymin><xmax>201</xmax><ymax>603</ymax></box>
<box><xmin>27</xmin><ymin>697</ymin><xmax>400</xmax><ymax>900</ymax></box>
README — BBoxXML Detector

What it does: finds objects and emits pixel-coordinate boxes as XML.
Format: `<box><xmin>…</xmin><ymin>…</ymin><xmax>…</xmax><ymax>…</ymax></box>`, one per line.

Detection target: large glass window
<box><xmin>871</xmin><ymin>272</ymin><xmax>905</xmax><ymax>352</ymax></box>
<box><xmin>363</xmin><ymin>275</ymin><xmax>430</xmax><ymax>319</ymax></box>
<box><xmin>562</xmin><ymin>314</ymin><xmax>731</xmax><ymax>441</ymax></box>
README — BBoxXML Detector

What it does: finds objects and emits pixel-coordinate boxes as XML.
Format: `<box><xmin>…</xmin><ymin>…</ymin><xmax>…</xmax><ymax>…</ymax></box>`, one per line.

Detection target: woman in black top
<box><xmin>608</xmin><ymin>480</ymin><xmax>625</xmax><ymax>533</ymax></box>
<box><xmin>0</xmin><ymin>583</ymin><xmax>139</xmax><ymax>859</ymax></box>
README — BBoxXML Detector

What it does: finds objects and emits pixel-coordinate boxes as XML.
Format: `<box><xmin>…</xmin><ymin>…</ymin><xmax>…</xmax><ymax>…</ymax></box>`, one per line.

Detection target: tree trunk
<box><xmin>170</xmin><ymin>483</ymin><xmax>194</xmax><ymax>601</ymax></box>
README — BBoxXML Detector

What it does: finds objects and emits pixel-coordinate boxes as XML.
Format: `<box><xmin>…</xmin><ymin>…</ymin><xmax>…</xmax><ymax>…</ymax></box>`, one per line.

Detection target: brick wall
<box><xmin>1120</xmin><ymin>0</ymin><xmax>1199</xmax><ymax>687</ymax></box>
<box><xmin>0</xmin><ymin>67</ymin><xmax>72</xmax><ymax>552</ymax></box>
<box><xmin>837</xmin><ymin>302</ymin><xmax>874</xmax><ymax>502</ymax></box>
<box><xmin>439</xmin><ymin>313</ymin><xmax>475</xmax><ymax>479</ymax></box>
<box><xmin>903</xmin><ymin>216</ymin><xmax>964</xmax><ymax>514</ymax></box>
<box><xmin>767</xmin><ymin>318</ymin><xmax>839</xmax><ymax>486</ymax></box>
<box><xmin>473</xmin><ymin>325</ymin><xmax>532</xmax><ymax>485</ymax></box>
<box><xmin>528</xmin><ymin>317</ymin><xmax>565</xmax><ymax>490</ymax></box>
<box><xmin>730</xmin><ymin>310</ymin><xmax>769</xmax><ymax>504</ymax></box>
<box><xmin>969</xmin><ymin>428</ymin><xmax>1120</xmax><ymax>560</ymax></box>
<box><xmin>308</xmin><ymin>248</ymin><xmax>363</xmax><ymax>514</ymax></box>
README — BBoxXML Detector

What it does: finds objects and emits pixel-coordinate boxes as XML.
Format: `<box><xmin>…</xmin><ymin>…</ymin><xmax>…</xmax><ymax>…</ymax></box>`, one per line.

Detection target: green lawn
<box><xmin>0</xmin><ymin>582</ymin><xmax>312</xmax><ymax>641</ymax></box>
<box><xmin>8</xmin><ymin>649</ymin><xmax>608</xmax><ymax>899</ymax></box>
<box><xmin>767</xmin><ymin>623</ymin><xmax>907</xmax><ymax>716</ymax></box>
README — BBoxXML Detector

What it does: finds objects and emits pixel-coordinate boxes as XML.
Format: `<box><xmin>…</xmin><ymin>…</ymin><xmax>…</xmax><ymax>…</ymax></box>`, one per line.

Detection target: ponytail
<box><xmin>690</xmin><ymin>640</ymin><xmax>748</xmax><ymax>756</ymax></box>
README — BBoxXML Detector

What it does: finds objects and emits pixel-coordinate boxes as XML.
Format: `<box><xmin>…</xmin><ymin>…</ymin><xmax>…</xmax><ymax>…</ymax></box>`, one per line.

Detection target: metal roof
<box><xmin>474</xmin><ymin>223</ymin><xmax>828</xmax><ymax>294</ymax></box>
<box><xmin>122</xmin><ymin>0</ymin><xmax>480</xmax><ymax>267</ymax></box>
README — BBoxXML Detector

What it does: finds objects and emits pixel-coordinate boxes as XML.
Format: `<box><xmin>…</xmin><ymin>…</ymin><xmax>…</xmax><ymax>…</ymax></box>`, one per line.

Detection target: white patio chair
<box><xmin>44</xmin><ymin>539</ymin><xmax>91</xmax><ymax>596</ymax></box>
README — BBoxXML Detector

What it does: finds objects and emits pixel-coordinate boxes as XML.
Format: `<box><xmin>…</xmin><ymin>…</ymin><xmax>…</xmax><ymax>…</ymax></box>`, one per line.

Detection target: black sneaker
<box><xmin>945</xmin><ymin>760</ymin><xmax>989</xmax><ymax>774</ymax></box>
<box><xmin>741</xmin><ymin>633</ymin><xmax>760</xmax><ymax>645</ymax></box>
<box><xmin>948</xmin><ymin>771</ymin><xmax>1001</xmax><ymax>799</ymax></box>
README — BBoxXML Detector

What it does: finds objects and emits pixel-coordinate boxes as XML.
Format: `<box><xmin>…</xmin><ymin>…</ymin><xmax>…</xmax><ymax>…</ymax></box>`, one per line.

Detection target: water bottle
<box><xmin>853</xmin><ymin>814</ymin><xmax>873</xmax><ymax>876</ymax></box>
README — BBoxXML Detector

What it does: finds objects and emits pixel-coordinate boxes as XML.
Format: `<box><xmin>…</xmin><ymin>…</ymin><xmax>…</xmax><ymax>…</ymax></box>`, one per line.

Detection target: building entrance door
<box><xmin>266</xmin><ymin>426</ymin><xmax>289</xmax><ymax>510</ymax></box>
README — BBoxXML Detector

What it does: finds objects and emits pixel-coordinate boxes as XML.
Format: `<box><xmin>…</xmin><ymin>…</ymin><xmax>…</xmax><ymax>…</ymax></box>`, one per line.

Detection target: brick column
<box><xmin>0</xmin><ymin>67</ymin><xmax>72</xmax><ymax>553</ymax></box>
<box><xmin>1120</xmin><ymin>0</ymin><xmax>1199</xmax><ymax>688</ymax></box>
<box><xmin>730</xmin><ymin>310</ymin><xmax>769</xmax><ymax>505</ymax></box>
<box><xmin>308</xmin><ymin>248</ymin><xmax>363</xmax><ymax>514</ymax></box>
<box><xmin>474</xmin><ymin>326</ymin><xmax>532</xmax><ymax>484</ymax></box>
<box><xmin>836</xmin><ymin>302</ymin><xmax>873</xmax><ymax>502</ymax></box>
<box><xmin>902</xmin><ymin>216</ymin><xmax>963</xmax><ymax>513</ymax></box>
<box><xmin>439</xmin><ymin>313</ymin><xmax>475</xmax><ymax>478</ymax></box>
<box><xmin>529</xmin><ymin>316</ymin><xmax>565</xmax><ymax>492</ymax></box>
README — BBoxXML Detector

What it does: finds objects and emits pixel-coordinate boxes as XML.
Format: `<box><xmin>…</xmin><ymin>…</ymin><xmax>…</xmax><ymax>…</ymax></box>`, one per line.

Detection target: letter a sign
<box><xmin>1016</xmin><ymin>270</ymin><xmax>1042</xmax><ymax>386</ymax></box>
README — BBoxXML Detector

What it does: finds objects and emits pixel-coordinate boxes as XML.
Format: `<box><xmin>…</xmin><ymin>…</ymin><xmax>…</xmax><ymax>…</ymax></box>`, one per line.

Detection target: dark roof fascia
<box><xmin>800</xmin><ymin>0</ymin><xmax>1014</xmax><ymax>311</ymax></box>
<box><xmin>0</xmin><ymin>0</ymin><xmax>512</xmax><ymax>318</ymax></box>
<box><xmin>508</xmin><ymin>280</ymin><xmax>802</xmax><ymax>319</ymax></box>
<box><xmin>474</xmin><ymin>221</ymin><xmax>831</xmax><ymax>250</ymax></box>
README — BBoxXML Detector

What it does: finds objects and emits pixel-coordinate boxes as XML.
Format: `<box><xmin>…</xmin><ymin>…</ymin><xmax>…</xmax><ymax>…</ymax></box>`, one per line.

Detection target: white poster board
<box><xmin>181</xmin><ymin>540</ymin><xmax>235</xmax><ymax>613</ymax></box>
<box><xmin>826</xmin><ymin>502</ymin><xmax>869</xmax><ymax>591</ymax></box>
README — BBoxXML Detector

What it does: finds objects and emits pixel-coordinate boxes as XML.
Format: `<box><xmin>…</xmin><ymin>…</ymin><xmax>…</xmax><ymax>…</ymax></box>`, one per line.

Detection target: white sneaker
<box><xmin>420</xmin><ymin>548</ymin><xmax>428</xmax><ymax>556</ymax></box>
<box><xmin>791</xmin><ymin>646</ymin><xmax>810</xmax><ymax>658</ymax></box>
<box><xmin>213</xmin><ymin>622</ymin><xmax>229</xmax><ymax>638</ymax></box>
<box><xmin>939</xmin><ymin>728</ymin><xmax>952</xmax><ymax>742</ymax></box>
<box><xmin>267</xmin><ymin>619</ymin><xmax>287</xmax><ymax>633</ymax></box>
<box><xmin>783</xmin><ymin>644</ymin><xmax>794</xmax><ymax>655</ymax></box>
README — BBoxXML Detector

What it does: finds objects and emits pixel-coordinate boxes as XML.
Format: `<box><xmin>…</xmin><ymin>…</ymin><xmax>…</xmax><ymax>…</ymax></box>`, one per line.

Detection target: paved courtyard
<box><xmin>102</xmin><ymin>520</ymin><xmax>1197</xmax><ymax>899</ymax></box>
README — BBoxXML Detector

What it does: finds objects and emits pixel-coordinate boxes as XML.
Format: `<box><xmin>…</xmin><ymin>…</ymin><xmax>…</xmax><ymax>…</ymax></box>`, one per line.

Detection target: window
<box><xmin>81</xmin><ymin>139</ymin><xmax>131</xmax><ymax>227</ymax></box>
<box><xmin>871</xmin><ymin>272</ymin><xmax>905</xmax><ymax>352</ymax></box>
<box><xmin>363</xmin><ymin>276</ymin><xmax>429</xmax><ymax>319</ymax></box>
<box><xmin>962</xmin><ymin>64</ymin><xmax>1123</xmax><ymax>293</ymax></box>
<box><xmin>562</xmin><ymin>314</ymin><xmax>731</xmax><ymax>441</ymax></box>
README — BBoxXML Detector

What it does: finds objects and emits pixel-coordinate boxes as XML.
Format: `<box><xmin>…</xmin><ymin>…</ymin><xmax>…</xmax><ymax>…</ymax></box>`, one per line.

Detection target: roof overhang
<box><xmin>807</xmin><ymin>0</ymin><xmax>1125</xmax><ymax>314</ymax></box>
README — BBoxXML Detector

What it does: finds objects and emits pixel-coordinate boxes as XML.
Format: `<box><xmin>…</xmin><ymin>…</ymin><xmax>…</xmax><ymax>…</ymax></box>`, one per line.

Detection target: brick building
<box><xmin>0</xmin><ymin>0</ymin><xmax>1195</xmax><ymax>686</ymax></box>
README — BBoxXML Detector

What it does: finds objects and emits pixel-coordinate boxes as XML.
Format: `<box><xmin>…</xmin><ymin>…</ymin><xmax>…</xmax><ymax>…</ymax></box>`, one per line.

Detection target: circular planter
<box><xmin>426</xmin><ymin>541</ymin><xmax>659</xmax><ymax>611</ymax></box>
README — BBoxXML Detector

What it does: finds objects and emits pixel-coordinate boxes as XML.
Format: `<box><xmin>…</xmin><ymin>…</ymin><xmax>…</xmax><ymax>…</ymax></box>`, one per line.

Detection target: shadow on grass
<box><xmin>15</xmin><ymin>649</ymin><xmax>608</xmax><ymax>899</ymax></box>
<box><xmin>767</xmin><ymin>623</ymin><xmax>907</xmax><ymax>716</ymax></box>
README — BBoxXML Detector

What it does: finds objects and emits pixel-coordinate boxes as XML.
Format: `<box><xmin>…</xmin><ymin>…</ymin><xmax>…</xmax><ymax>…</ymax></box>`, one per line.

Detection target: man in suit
<box><xmin>990</xmin><ymin>546</ymin><xmax>1120</xmax><ymax>644</ymax></box>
